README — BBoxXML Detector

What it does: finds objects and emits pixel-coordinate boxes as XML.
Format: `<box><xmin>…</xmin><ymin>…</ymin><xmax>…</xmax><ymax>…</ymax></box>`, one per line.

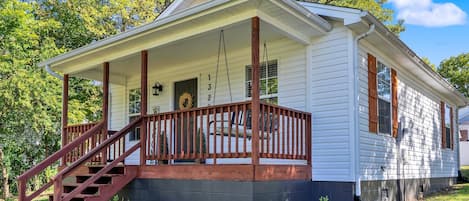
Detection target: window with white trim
<box><xmin>128</xmin><ymin>88</ymin><xmax>141</xmax><ymax>141</ymax></box>
<box><xmin>245</xmin><ymin>60</ymin><xmax>278</xmax><ymax>104</ymax></box>
<box><xmin>377</xmin><ymin>61</ymin><xmax>391</xmax><ymax>135</ymax></box>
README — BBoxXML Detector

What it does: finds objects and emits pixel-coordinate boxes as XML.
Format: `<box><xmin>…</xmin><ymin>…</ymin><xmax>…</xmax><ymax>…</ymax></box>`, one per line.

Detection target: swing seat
<box><xmin>210</xmin><ymin>110</ymin><xmax>277</xmax><ymax>140</ymax></box>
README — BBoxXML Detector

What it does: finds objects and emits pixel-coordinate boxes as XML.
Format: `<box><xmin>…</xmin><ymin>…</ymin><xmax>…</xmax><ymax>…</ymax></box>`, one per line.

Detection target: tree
<box><xmin>0</xmin><ymin>0</ymin><xmax>63</xmax><ymax>197</ymax></box>
<box><xmin>422</xmin><ymin>57</ymin><xmax>437</xmax><ymax>71</ymax></box>
<box><xmin>0</xmin><ymin>0</ymin><xmax>174</xmax><ymax>197</ymax></box>
<box><xmin>438</xmin><ymin>53</ymin><xmax>469</xmax><ymax>97</ymax></box>
<box><xmin>299</xmin><ymin>0</ymin><xmax>405</xmax><ymax>35</ymax></box>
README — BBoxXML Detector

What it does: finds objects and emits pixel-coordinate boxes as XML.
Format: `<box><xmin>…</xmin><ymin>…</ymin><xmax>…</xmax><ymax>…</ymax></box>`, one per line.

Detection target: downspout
<box><xmin>45</xmin><ymin>64</ymin><xmax>63</xmax><ymax>80</ymax></box>
<box><xmin>353</xmin><ymin>22</ymin><xmax>375</xmax><ymax>201</ymax></box>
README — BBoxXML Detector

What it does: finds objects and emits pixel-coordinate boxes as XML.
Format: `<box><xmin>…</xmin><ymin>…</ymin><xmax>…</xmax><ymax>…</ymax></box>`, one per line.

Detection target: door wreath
<box><xmin>179</xmin><ymin>92</ymin><xmax>193</xmax><ymax>110</ymax></box>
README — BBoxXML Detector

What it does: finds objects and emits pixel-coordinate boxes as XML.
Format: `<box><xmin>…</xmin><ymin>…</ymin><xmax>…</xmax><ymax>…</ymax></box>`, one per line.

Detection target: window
<box><xmin>377</xmin><ymin>62</ymin><xmax>391</xmax><ymax>135</ymax></box>
<box><xmin>128</xmin><ymin>88</ymin><xmax>141</xmax><ymax>141</ymax></box>
<box><xmin>444</xmin><ymin>105</ymin><xmax>452</xmax><ymax>149</ymax></box>
<box><xmin>245</xmin><ymin>60</ymin><xmax>278</xmax><ymax>104</ymax></box>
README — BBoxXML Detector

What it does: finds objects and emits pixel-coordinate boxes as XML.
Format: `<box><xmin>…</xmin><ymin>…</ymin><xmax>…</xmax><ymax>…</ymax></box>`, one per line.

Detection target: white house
<box><xmin>19</xmin><ymin>1</ymin><xmax>468</xmax><ymax>201</ymax></box>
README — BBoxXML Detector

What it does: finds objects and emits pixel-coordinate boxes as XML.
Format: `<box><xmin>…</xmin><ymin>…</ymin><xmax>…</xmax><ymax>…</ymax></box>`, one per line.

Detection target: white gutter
<box><xmin>353</xmin><ymin>18</ymin><xmax>375</xmax><ymax>200</ymax></box>
<box><xmin>45</xmin><ymin>64</ymin><xmax>63</xmax><ymax>80</ymax></box>
<box><xmin>280</xmin><ymin>0</ymin><xmax>332</xmax><ymax>32</ymax></box>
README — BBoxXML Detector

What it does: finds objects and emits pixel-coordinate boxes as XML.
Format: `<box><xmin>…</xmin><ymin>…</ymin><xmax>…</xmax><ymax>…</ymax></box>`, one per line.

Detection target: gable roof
<box><xmin>300</xmin><ymin>2</ymin><xmax>468</xmax><ymax>107</ymax></box>
<box><xmin>38</xmin><ymin>0</ymin><xmax>331</xmax><ymax>71</ymax></box>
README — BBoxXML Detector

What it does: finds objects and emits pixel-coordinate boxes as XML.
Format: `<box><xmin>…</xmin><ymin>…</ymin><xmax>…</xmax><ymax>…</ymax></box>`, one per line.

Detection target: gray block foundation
<box><xmin>116</xmin><ymin>177</ymin><xmax>456</xmax><ymax>201</ymax></box>
<box><xmin>117</xmin><ymin>179</ymin><xmax>312</xmax><ymax>201</ymax></box>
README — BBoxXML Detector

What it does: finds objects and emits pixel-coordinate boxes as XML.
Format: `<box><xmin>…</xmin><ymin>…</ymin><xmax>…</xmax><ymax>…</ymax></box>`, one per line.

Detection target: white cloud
<box><xmin>389</xmin><ymin>0</ymin><xmax>467</xmax><ymax>27</ymax></box>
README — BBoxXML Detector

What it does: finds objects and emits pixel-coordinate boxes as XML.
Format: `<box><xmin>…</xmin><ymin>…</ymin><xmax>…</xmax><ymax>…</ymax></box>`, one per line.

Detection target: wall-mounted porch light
<box><xmin>152</xmin><ymin>82</ymin><xmax>163</xmax><ymax>96</ymax></box>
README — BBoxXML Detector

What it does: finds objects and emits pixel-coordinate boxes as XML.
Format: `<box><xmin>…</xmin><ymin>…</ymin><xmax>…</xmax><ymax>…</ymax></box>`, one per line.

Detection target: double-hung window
<box><xmin>128</xmin><ymin>88</ymin><xmax>141</xmax><ymax>141</ymax></box>
<box><xmin>377</xmin><ymin>62</ymin><xmax>392</xmax><ymax>135</ymax></box>
<box><xmin>245</xmin><ymin>60</ymin><xmax>278</xmax><ymax>104</ymax></box>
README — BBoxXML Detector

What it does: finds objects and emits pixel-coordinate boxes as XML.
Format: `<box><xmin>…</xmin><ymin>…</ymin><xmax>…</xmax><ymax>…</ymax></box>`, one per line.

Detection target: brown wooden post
<box><xmin>251</xmin><ymin>17</ymin><xmax>260</xmax><ymax>165</ymax></box>
<box><xmin>102</xmin><ymin>62</ymin><xmax>109</xmax><ymax>163</ymax></box>
<box><xmin>140</xmin><ymin>50</ymin><xmax>148</xmax><ymax>165</ymax></box>
<box><xmin>61</xmin><ymin>74</ymin><xmax>69</xmax><ymax>166</ymax></box>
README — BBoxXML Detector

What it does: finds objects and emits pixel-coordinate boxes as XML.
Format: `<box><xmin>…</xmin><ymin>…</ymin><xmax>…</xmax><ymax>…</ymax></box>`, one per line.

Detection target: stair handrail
<box><xmin>55</xmin><ymin>116</ymin><xmax>143</xmax><ymax>201</ymax></box>
<box><xmin>17</xmin><ymin>121</ymin><xmax>106</xmax><ymax>201</ymax></box>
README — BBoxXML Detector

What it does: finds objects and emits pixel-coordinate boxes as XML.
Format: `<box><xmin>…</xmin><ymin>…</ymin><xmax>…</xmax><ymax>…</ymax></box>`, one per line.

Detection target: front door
<box><xmin>174</xmin><ymin>78</ymin><xmax>197</xmax><ymax>162</ymax></box>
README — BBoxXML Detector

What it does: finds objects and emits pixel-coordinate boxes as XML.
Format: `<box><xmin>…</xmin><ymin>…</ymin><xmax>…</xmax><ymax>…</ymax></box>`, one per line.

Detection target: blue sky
<box><xmin>385</xmin><ymin>0</ymin><xmax>469</xmax><ymax>66</ymax></box>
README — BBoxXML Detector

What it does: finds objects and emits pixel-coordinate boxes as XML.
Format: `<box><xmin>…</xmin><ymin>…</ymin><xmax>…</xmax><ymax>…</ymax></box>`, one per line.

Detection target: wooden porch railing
<box><xmin>55</xmin><ymin>117</ymin><xmax>142</xmax><ymax>201</ymax></box>
<box><xmin>17</xmin><ymin>121</ymin><xmax>106</xmax><ymax>201</ymax></box>
<box><xmin>144</xmin><ymin>101</ymin><xmax>312</xmax><ymax>164</ymax></box>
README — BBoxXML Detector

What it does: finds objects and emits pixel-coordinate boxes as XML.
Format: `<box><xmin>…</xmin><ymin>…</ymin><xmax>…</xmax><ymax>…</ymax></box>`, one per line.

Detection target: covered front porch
<box><xmin>18</xmin><ymin>0</ymin><xmax>330</xmax><ymax>199</ymax></box>
<box><xmin>57</xmin><ymin>5</ymin><xmax>320</xmax><ymax>170</ymax></box>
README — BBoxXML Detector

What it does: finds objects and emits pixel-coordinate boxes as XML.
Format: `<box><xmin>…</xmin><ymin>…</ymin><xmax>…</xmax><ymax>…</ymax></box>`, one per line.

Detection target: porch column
<box><xmin>140</xmin><ymin>50</ymin><xmax>148</xmax><ymax>166</ymax></box>
<box><xmin>102</xmin><ymin>62</ymin><xmax>109</xmax><ymax>163</ymax></box>
<box><xmin>251</xmin><ymin>17</ymin><xmax>260</xmax><ymax>165</ymax></box>
<box><xmin>61</xmin><ymin>74</ymin><xmax>69</xmax><ymax>166</ymax></box>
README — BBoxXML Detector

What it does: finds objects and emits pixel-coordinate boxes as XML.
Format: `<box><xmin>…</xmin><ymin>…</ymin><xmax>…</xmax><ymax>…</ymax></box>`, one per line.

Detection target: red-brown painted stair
<box><xmin>57</xmin><ymin>165</ymin><xmax>138</xmax><ymax>201</ymax></box>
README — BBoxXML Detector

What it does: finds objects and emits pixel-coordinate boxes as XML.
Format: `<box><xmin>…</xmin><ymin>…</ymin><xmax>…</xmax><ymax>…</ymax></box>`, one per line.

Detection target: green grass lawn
<box><xmin>426</xmin><ymin>166</ymin><xmax>469</xmax><ymax>201</ymax></box>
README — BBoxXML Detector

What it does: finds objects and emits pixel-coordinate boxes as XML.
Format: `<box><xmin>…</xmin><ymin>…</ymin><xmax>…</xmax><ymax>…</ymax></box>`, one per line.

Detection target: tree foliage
<box><xmin>0</xmin><ymin>0</ymin><xmax>173</xmax><ymax>198</ymax></box>
<box><xmin>300</xmin><ymin>0</ymin><xmax>405</xmax><ymax>35</ymax></box>
<box><xmin>438</xmin><ymin>53</ymin><xmax>469</xmax><ymax>98</ymax></box>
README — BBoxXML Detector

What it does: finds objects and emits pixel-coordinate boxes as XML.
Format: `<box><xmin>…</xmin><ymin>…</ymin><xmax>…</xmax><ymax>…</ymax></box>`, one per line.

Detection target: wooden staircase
<box><xmin>18</xmin><ymin>117</ymin><xmax>143</xmax><ymax>201</ymax></box>
<box><xmin>59</xmin><ymin>165</ymin><xmax>138</xmax><ymax>201</ymax></box>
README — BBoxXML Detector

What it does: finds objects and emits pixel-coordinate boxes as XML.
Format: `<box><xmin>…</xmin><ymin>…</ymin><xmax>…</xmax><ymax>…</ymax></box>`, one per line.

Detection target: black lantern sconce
<box><xmin>152</xmin><ymin>82</ymin><xmax>163</xmax><ymax>96</ymax></box>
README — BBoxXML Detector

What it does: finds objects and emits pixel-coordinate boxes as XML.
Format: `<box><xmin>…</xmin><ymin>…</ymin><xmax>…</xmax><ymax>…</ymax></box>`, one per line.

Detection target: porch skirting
<box><xmin>117</xmin><ymin>179</ymin><xmax>312</xmax><ymax>201</ymax></box>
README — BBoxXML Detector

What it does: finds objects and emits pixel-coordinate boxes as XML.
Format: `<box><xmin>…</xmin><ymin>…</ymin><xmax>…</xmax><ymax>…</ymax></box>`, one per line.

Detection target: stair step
<box><xmin>88</xmin><ymin>165</ymin><xmax>125</xmax><ymax>174</ymax></box>
<box><xmin>75</xmin><ymin>174</ymin><xmax>123</xmax><ymax>184</ymax></box>
<box><xmin>63</xmin><ymin>183</ymin><xmax>108</xmax><ymax>194</ymax></box>
<box><xmin>62</xmin><ymin>193</ymin><xmax>99</xmax><ymax>201</ymax></box>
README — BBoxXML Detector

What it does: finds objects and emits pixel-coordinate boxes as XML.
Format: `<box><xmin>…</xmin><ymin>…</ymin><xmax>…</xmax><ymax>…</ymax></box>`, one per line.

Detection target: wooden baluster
<box><xmin>243</xmin><ymin>104</ymin><xmax>247</xmax><ymax>157</ymax></box>
<box><xmin>296</xmin><ymin>113</ymin><xmax>300</xmax><ymax>159</ymax></box>
<box><xmin>220</xmin><ymin>107</ymin><xmax>224</xmax><ymax>157</ymax></box>
<box><xmin>213</xmin><ymin>108</ymin><xmax>217</xmax><ymax>164</ymax></box>
<box><xmin>228</xmin><ymin>106</ymin><xmax>232</xmax><ymax>157</ymax></box>
<box><xmin>199</xmin><ymin>110</ymin><xmax>203</xmax><ymax>159</ymax></box>
<box><xmin>235</xmin><ymin>105</ymin><xmax>239</xmax><ymax>157</ymax></box>
<box><xmin>164</xmin><ymin>114</ymin><xmax>168</xmax><ymax>161</ymax></box>
<box><xmin>186</xmin><ymin>111</ymin><xmax>190</xmax><ymax>159</ymax></box>
<box><xmin>175</xmin><ymin>113</ymin><xmax>179</xmax><ymax>160</ymax></box>
<box><xmin>287</xmin><ymin>110</ymin><xmax>291</xmax><ymax>158</ymax></box>
<box><xmin>261</xmin><ymin>104</ymin><xmax>265</xmax><ymax>155</ymax></box>
<box><xmin>193</xmin><ymin>111</ymin><xmax>197</xmax><ymax>159</ymax></box>
<box><xmin>205</xmin><ymin>108</ymin><xmax>210</xmax><ymax>159</ymax></box>
<box><xmin>155</xmin><ymin>115</ymin><xmax>161</xmax><ymax>160</ymax></box>
<box><xmin>170</xmin><ymin>114</ymin><xmax>174</xmax><ymax>162</ymax></box>
<box><xmin>267</xmin><ymin>105</ymin><xmax>271</xmax><ymax>157</ymax></box>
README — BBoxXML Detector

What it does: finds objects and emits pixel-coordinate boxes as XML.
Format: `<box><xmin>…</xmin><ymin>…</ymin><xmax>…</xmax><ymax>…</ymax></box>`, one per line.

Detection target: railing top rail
<box><xmin>145</xmin><ymin>101</ymin><xmax>252</xmax><ymax>118</ymax></box>
<box><xmin>55</xmin><ymin>116</ymin><xmax>143</xmax><ymax>180</ymax></box>
<box><xmin>260</xmin><ymin>102</ymin><xmax>312</xmax><ymax>116</ymax></box>
<box><xmin>17</xmin><ymin>120</ymin><xmax>105</xmax><ymax>181</ymax></box>
<box><xmin>65</xmin><ymin>122</ymin><xmax>99</xmax><ymax>129</ymax></box>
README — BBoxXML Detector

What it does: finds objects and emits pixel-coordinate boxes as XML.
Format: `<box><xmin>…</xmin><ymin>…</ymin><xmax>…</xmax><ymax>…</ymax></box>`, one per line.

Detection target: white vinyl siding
<box><xmin>108</xmin><ymin>37</ymin><xmax>307</xmax><ymax>165</ymax></box>
<box><xmin>359</xmin><ymin>42</ymin><xmax>458</xmax><ymax>181</ymax></box>
<box><xmin>309</xmin><ymin>23</ymin><xmax>354</xmax><ymax>182</ymax></box>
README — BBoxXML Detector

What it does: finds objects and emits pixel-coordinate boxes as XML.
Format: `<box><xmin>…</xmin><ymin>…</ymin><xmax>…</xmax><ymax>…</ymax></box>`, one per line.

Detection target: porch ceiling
<box><xmin>74</xmin><ymin>19</ymin><xmax>288</xmax><ymax>84</ymax></box>
<box><xmin>43</xmin><ymin>0</ymin><xmax>330</xmax><ymax>84</ymax></box>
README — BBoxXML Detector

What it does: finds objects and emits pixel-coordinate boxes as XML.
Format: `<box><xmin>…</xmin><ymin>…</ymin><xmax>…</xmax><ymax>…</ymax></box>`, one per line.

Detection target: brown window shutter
<box><xmin>450</xmin><ymin>107</ymin><xmax>454</xmax><ymax>150</ymax></box>
<box><xmin>391</xmin><ymin>69</ymin><xmax>398</xmax><ymax>138</ymax></box>
<box><xmin>441</xmin><ymin>101</ymin><xmax>446</xmax><ymax>148</ymax></box>
<box><xmin>368</xmin><ymin>53</ymin><xmax>378</xmax><ymax>133</ymax></box>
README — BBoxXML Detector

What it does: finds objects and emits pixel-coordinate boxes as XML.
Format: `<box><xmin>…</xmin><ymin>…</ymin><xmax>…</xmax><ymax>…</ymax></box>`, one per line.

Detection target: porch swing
<box><xmin>210</xmin><ymin>29</ymin><xmax>276</xmax><ymax>140</ymax></box>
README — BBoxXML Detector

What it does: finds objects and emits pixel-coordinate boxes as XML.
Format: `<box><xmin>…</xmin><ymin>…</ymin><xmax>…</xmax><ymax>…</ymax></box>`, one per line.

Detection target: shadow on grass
<box><xmin>426</xmin><ymin>166</ymin><xmax>469</xmax><ymax>201</ymax></box>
